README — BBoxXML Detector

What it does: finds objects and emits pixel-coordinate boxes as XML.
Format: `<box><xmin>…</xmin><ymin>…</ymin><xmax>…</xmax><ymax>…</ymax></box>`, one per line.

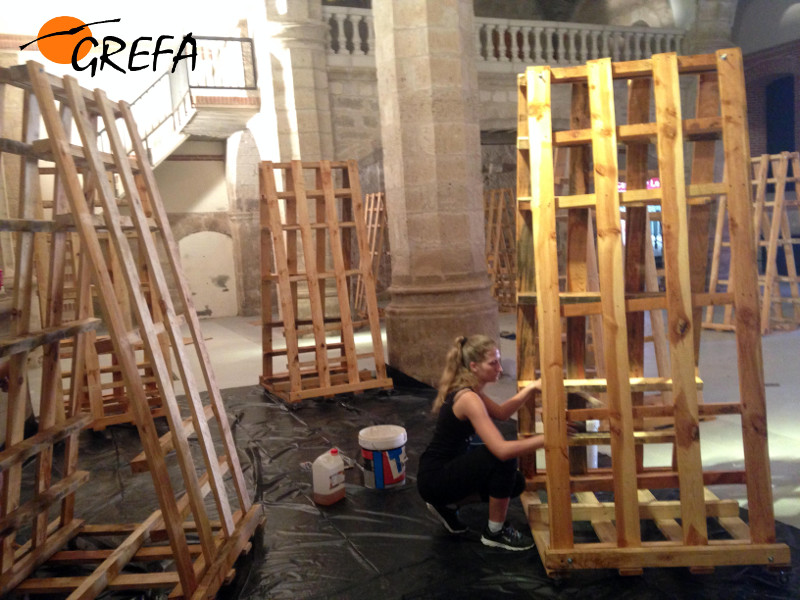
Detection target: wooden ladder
<box><xmin>1</xmin><ymin>61</ymin><xmax>262</xmax><ymax>598</ymax></box>
<box><xmin>260</xmin><ymin>160</ymin><xmax>393</xmax><ymax>403</ymax></box>
<box><xmin>515</xmin><ymin>49</ymin><xmax>789</xmax><ymax>576</ymax></box>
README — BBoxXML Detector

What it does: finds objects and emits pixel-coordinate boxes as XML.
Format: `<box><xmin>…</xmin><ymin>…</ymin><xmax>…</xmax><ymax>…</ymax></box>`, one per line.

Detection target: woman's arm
<box><xmin>480</xmin><ymin>380</ymin><xmax>541</xmax><ymax>422</ymax></box>
<box><xmin>453</xmin><ymin>390</ymin><xmax>544</xmax><ymax>461</ymax></box>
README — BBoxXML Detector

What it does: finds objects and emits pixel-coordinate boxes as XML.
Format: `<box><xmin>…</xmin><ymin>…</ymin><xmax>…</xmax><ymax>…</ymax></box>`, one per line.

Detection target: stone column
<box><xmin>373</xmin><ymin>0</ymin><xmax>498</xmax><ymax>386</ymax></box>
<box><xmin>262</xmin><ymin>0</ymin><xmax>334</xmax><ymax>160</ymax></box>
<box><xmin>682</xmin><ymin>0</ymin><xmax>737</xmax><ymax>54</ymax></box>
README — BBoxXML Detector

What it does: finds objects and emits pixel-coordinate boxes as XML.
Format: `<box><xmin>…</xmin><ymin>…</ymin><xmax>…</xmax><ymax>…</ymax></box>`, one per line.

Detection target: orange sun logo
<box><xmin>35</xmin><ymin>16</ymin><xmax>94</xmax><ymax>65</ymax></box>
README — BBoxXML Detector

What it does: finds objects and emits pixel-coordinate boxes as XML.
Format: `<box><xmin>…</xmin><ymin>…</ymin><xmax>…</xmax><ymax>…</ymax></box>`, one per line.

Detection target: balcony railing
<box><xmin>322</xmin><ymin>7</ymin><xmax>685</xmax><ymax>68</ymax></box>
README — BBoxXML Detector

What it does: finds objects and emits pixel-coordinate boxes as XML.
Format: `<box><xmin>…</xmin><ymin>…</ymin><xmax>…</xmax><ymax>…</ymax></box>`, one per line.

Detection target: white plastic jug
<box><xmin>312</xmin><ymin>448</ymin><xmax>345</xmax><ymax>505</ymax></box>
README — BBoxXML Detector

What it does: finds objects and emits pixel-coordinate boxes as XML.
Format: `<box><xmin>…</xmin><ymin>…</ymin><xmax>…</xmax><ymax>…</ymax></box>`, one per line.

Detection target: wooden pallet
<box><xmin>259</xmin><ymin>160</ymin><xmax>393</xmax><ymax>403</ymax></box>
<box><xmin>0</xmin><ymin>61</ymin><xmax>262</xmax><ymax>598</ymax></box>
<box><xmin>515</xmin><ymin>49</ymin><xmax>790</xmax><ymax>576</ymax></box>
<box><xmin>484</xmin><ymin>187</ymin><xmax>516</xmax><ymax>310</ymax></box>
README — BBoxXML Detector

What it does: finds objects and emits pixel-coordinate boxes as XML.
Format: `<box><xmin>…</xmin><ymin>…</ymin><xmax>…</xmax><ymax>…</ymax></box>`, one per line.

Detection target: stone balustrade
<box><xmin>322</xmin><ymin>6</ymin><xmax>685</xmax><ymax>69</ymax></box>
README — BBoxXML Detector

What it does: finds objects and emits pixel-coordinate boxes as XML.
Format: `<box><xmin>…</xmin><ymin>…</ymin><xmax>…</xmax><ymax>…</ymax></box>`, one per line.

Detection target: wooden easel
<box><xmin>484</xmin><ymin>187</ymin><xmax>516</xmax><ymax>310</ymax></box>
<box><xmin>515</xmin><ymin>49</ymin><xmax>789</xmax><ymax>576</ymax></box>
<box><xmin>260</xmin><ymin>160</ymin><xmax>393</xmax><ymax>403</ymax></box>
<box><xmin>0</xmin><ymin>62</ymin><xmax>262</xmax><ymax>598</ymax></box>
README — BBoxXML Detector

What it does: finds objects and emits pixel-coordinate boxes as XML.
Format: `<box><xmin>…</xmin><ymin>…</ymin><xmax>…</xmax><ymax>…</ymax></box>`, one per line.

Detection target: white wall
<box><xmin>154</xmin><ymin>140</ymin><xmax>228</xmax><ymax>213</ymax></box>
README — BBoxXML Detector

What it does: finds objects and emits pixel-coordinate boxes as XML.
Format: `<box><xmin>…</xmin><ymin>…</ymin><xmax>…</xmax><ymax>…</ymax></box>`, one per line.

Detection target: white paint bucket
<box><xmin>358</xmin><ymin>425</ymin><xmax>408</xmax><ymax>489</ymax></box>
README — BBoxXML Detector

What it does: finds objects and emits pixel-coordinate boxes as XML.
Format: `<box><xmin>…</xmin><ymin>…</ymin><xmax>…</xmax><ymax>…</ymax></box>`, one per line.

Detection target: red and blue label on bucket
<box><xmin>358</xmin><ymin>425</ymin><xmax>408</xmax><ymax>489</ymax></box>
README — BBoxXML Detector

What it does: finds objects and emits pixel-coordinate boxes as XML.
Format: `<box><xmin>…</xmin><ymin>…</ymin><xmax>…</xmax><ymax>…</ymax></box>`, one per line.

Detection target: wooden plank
<box><xmin>2</xmin><ymin>87</ymin><xmax>39</xmax><ymax>576</ymax></box>
<box><xmin>289</xmin><ymin>161</ymin><xmax>331</xmax><ymax>389</ymax></box>
<box><xmin>14</xmin><ymin>572</ymin><xmax>180</xmax><ymax>594</ymax></box>
<box><xmin>527</xmin><ymin>494</ymin><xmax>741</xmax><ymax>522</ymax></box>
<box><xmin>260</xmin><ymin>162</ymin><xmax>302</xmax><ymax>393</ymax></box>
<box><xmin>541</xmin><ymin>541</ymin><xmax>790</xmax><ymax>571</ymax></box>
<box><xmin>0</xmin><ymin>318</ymin><xmax>101</xmax><ymax>357</ymax></box>
<box><xmin>624</xmin><ymin>76</ymin><xmax>651</xmax><ymax>470</ymax></box>
<box><xmin>527</xmin><ymin>65</ymin><xmax>573</xmax><ymax>549</ymax></box>
<box><xmin>653</xmin><ymin>51</ymin><xmax>707</xmax><ymax>546</ymax></box>
<box><xmin>587</xmin><ymin>56</ymin><xmax>640</xmax><ymax>548</ymax></box>
<box><xmin>688</xmin><ymin>72</ymin><xmax>720</xmax><ymax>353</ymax></box>
<box><xmin>716</xmin><ymin>47</ymin><xmax>776</xmax><ymax>545</ymax></box>
<box><xmin>320</xmin><ymin>161</ymin><xmax>360</xmax><ymax>384</ymax></box>
<box><xmin>565</xmin><ymin>81</ymin><xmax>591</xmax><ymax>474</ymax></box>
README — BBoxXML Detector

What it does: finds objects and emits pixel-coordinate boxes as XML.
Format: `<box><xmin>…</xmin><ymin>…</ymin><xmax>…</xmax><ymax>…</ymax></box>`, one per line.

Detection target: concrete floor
<box><xmin>195</xmin><ymin>311</ymin><xmax>800</xmax><ymax>531</ymax></box>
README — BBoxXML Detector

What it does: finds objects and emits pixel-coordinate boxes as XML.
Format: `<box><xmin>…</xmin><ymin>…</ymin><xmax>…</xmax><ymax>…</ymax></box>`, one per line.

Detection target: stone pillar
<box><xmin>682</xmin><ymin>0</ymin><xmax>737</xmax><ymax>54</ymax></box>
<box><xmin>373</xmin><ymin>0</ymin><xmax>498</xmax><ymax>386</ymax></box>
<box><xmin>263</xmin><ymin>0</ymin><xmax>334</xmax><ymax>160</ymax></box>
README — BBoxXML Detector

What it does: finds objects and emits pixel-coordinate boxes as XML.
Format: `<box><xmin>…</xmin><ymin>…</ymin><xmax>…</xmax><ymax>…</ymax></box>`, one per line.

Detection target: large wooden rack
<box><xmin>0</xmin><ymin>62</ymin><xmax>262</xmax><ymax>598</ymax></box>
<box><xmin>515</xmin><ymin>49</ymin><xmax>790</xmax><ymax>575</ymax></box>
<box><xmin>259</xmin><ymin>160</ymin><xmax>392</xmax><ymax>403</ymax></box>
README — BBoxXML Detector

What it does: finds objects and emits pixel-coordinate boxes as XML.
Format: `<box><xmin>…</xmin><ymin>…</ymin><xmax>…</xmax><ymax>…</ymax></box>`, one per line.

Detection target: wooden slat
<box><xmin>527</xmin><ymin>65</ymin><xmax>573</xmax><ymax>549</ymax></box>
<box><xmin>0</xmin><ymin>414</ymin><xmax>91</xmax><ymax>473</ymax></box>
<box><xmin>320</xmin><ymin>162</ymin><xmax>360</xmax><ymax>384</ymax></box>
<box><xmin>0</xmin><ymin>318</ymin><xmax>101</xmax><ymax>357</ymax></box>
<box><xmin>716</xmin><ymin>47</ymin><xmax>776</xmax><ymax>545</ymax></box>
<box><xmin>653</xmin><ymin>52</ymin><xmax>707</xmax><ymax>546</ymax></box>
<box><xmin>587</xmin><ymin>56</ymin><xmax>640</xmax><ymax>548</ymax></box>
<box><xmin>0</xmin><ymin>471</ymin><xmax>89</xmax><ymax>536</ymax></box>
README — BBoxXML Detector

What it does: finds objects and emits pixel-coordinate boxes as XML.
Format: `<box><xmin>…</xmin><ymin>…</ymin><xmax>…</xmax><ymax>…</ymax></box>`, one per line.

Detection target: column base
<box><xmin>385</xmin><ymin>278</ymin><xmax>499</xmax><ymax>388</ymax></box>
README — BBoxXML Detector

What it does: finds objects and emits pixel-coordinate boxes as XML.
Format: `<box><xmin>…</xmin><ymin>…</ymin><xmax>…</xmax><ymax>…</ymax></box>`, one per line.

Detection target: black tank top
<box><xmin>422</xmin><ymin>389</ymin><xmax>475</xmax><ymax>461</ymax></box>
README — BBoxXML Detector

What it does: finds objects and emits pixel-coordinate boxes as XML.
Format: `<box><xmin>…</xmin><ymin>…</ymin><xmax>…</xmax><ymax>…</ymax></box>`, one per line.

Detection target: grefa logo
<box><xmin>21</xmin><ymin>16</ymin><xmax>196</xmax><ymax>76</ymax></box>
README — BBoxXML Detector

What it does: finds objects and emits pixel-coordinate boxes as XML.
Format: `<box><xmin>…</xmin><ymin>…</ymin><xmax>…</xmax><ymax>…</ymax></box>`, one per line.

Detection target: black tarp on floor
<box><xmin>216</xmin><ymin>385</ymin><xmax>799</xmax><ymax>600</ymax></box>
<box><xmin>24</xmin><ymin>383</ymin><xmax>797</xmax><ymax>599</ymax></box>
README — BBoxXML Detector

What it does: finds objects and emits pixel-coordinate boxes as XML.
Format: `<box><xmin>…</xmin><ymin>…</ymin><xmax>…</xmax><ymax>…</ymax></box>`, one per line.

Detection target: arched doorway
<box><xmin>178</xmin><ymin>231</ymin><xmax>239</xmax><ymax>318</ymax></box>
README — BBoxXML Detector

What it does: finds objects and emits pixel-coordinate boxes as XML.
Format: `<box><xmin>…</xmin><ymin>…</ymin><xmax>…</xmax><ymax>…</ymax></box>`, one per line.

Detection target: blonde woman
<box><xmin>417</xmin><ymin>335</ymin><xmax>564</xmax><ymax>550</ymax></box>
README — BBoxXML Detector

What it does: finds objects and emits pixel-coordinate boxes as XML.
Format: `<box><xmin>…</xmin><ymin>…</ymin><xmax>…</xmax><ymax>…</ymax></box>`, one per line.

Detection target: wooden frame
<box><xmin>516</xmin><ymin>49</ymin><xmax>790</xmax><ymax>576</ymax></box>
<box><xmin>353</xmin><ymin>191</ymin><xmax>388</xmax><ymax>319</ymax></box>
<box><xmin>0</xmin><ymin>62</ymin><xmax>262</xmax><ymax>598</ymax></box>
<box><xmin>705</xmin><ymin>151</ymin><xmax>800</xmax><ymax>333</ymax></box>
<box><xmin>260</xmin><ymin>160</ymin><xmax>392</xmax><ymax>403</ymax></box>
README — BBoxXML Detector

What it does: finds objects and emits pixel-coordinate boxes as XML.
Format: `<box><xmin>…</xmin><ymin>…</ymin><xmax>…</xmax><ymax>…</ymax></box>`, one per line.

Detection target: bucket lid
<box><xmin>358</xmin><ymin>425</ymin><xmax>407</xmax><ymax>450</ymax></box>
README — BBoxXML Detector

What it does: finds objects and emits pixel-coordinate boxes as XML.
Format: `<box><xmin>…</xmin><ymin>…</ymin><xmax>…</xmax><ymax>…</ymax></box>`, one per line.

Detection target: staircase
<box><xmin>111</xmin><ymin>36</ymin><xmax>260</xmax><ymax>167</ymax></box>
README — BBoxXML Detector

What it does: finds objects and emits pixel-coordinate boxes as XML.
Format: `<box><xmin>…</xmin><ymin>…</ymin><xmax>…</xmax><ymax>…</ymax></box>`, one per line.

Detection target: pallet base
<box><xmin>522</xmin><ymin>491</ymin><xmax>791</xmax><ymax>577</ymax></box>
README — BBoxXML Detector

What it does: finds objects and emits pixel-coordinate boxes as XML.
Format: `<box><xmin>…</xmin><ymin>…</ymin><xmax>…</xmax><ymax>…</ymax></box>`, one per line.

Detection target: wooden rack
<box><xmin>0</xmin><ymin>61</ymin><xmax>262</xmax><ymax>598</ymax></box>
<box><xmin>484</xmin><ymin>187</ymin><xmax>516</xmax><ymax>310</ymax></box>
<box><xmin>704</xmin><ymin>151</ymin><xmax>800</xmax><ymax>333</ymax></box>
<box><xmin>515</xmin><ymin>49</ymin><xmax>790</xmax><ymax>576</ymax></box>
<box><xmin>259</xmin><ymin>160</ymin><xmax>392</xmax><ymax>403</ymax></box>
<box><xmin>353</xmin><ymin>191</ymin><xmax>388</xmax><ymax>319</ymax></box>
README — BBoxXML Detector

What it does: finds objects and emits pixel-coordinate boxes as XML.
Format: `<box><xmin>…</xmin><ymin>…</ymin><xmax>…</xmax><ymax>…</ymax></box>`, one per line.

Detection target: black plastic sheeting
<box><xmin>219</xmin><ymin>385</ymin><xmax>800</xmax><ymax>600</ymax></box>
<box><xmin>26</xmin><ymin>384</ymin><xmax>797</xmax><ymax>599</ymax></box>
